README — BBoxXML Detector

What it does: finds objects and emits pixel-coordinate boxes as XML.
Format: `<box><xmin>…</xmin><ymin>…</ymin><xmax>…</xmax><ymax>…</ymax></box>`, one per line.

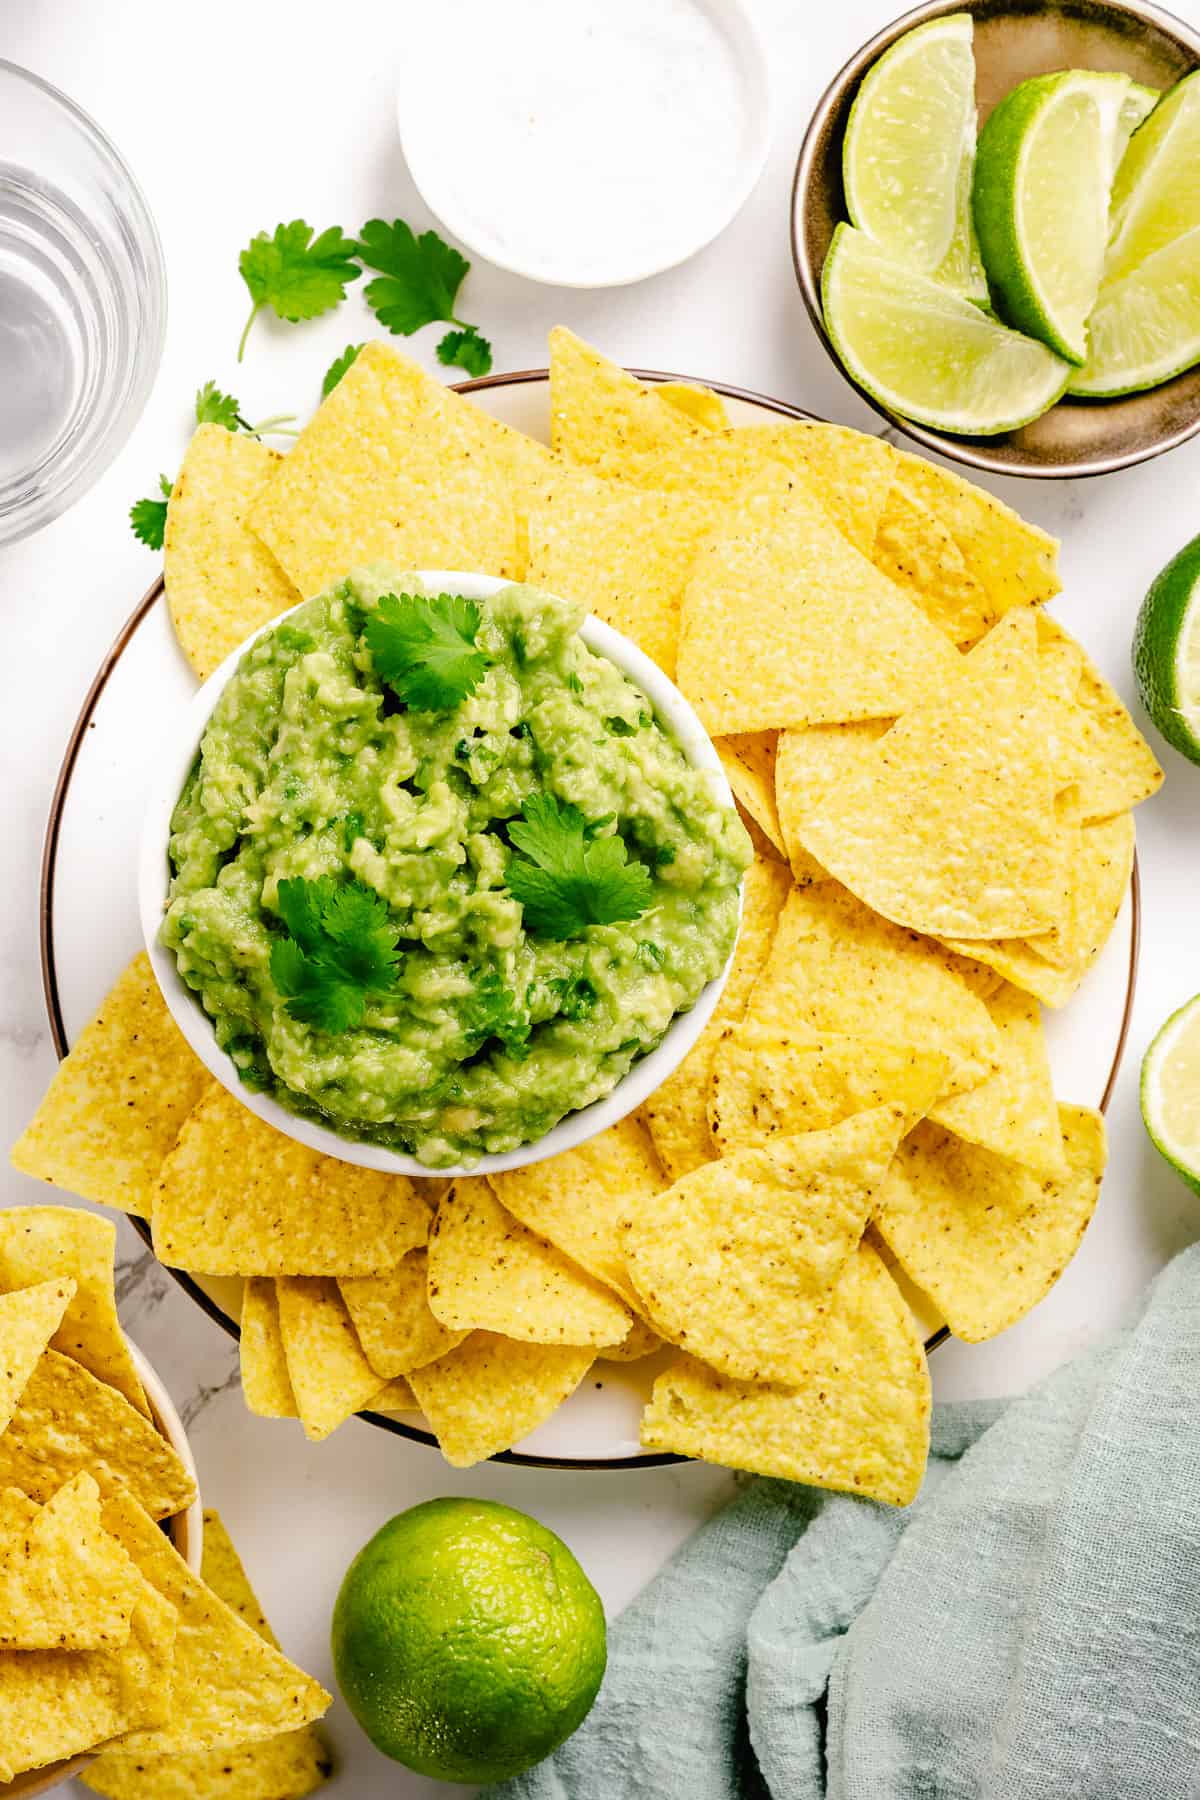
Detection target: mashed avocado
<box><xmin>162</xmin><ymin>569</ymin><xmax>750</xmax><ymax>1167</ymax></box>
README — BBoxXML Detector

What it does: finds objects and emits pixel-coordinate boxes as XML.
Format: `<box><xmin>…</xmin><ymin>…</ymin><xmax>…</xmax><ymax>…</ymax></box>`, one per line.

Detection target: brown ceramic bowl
<box><xmin>791</xmin><ymin>0</ymin><xmax>1200</xmax><ymax>477</ymax></box>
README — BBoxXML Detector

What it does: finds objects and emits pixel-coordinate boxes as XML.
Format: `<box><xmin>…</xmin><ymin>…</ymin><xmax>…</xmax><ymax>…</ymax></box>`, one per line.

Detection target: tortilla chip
<box><xmin>164</xmin><ymin>427</ymin><xmax>301</xmax><ymax>680</ymax></box>
<box><xmin>249</xmin><ymin>342</ymin><xmax>524</xmax><ymax>597</ymax></box>
<box><xmin>642</xmin><ymin>856</ymin><xmax>791</xmax><ymax>1177</ymax></box>
<box><xmin>890</xmin><ymin>450</ymin><xmax>1061</xmax><ymax>613</ymax></box>
<box><xmin>775</xmin><ymin>720</ymin><xmax>891</xmax><ymax>883</ymax></box>
<box><xmin>524</xmin><ymin>464</ymin><xmax>709</xmax><ymax>676</ymax></box>
<box><xmin>676</xmin><ymin>468</ymin><xmax>961</xmax><ymax>735</ymax></box>
<box><xmin>716</xmin><ymin>733</ymin><xmax>784</xmax><ymax>855</ymax></box>
<box><xmin>1036</xmin><ymin>615</ymin><xmax>1162</xmax><ymax>821</ymax></box>
<box><xmin>597</xmin><ymin>1316</ymin><xmax>665</xmax><ymax>1361</ymax></box>
<box><xmin>708</xmin><ymin>1030</ymin><xmax>947</xmax><ymax>1155</ymax></box>
<box><xmin>274</xmin><ymin>1278</ymin><xmax>387</xmax><ymax>1442</ymax></box>
<box><xmin>0</xmin><ymin>1349</ymin><xmax>196</xmax><ymax>1521</ymax></box>
<box><xmin>0</xmin><ymin>1277</ymin><xmax>75</xmax><ymax>1433</ymax></box>
<box><xmin>408</xmin><ymin>1332</ymin><xmax>594</xmax><ymax>1467</ymax></box>
<box><xmin>427</xmin><ymin>1179</ymin><xmax>631</xmax><ymax>1346</ymax></box>
<box><xmin>640</xmin><ymin>1242</ymin><xmax>930</xmax><ymax>1506</ymax></box>
<box><xmin>656</xmin><ymin>381</ymin><xmax>728</xmax><ymax>429</ymax></box>
<box><xmin>238</xmin><ymin>1279</ymin><xmax>297</xmax><ymax>1420</ymax></box>
<box><xmin>876</xmin><ymin>1106</ymin><xmax>1106</xmax><ymax>1341</ymax></box>
<box><xmin>928</xmin><ymin>982</ymin><xmax>1066</xmax><ymax>1176</ymax></box>
<box><xmin>0</xmin><ymin>1583</ymin><xmax>177</xmax><ymax>1783</ymax></box>
<box><xmin>338</xmin><ymin>1250</ymin><xmax>468</xmax><ymax>1379</ymax></box>
<box><xmin>101</xmin><ymin>1491</ymin><xmax>330</xmax><ymax>1755</ymax></box>
<box><xmin>624</xmin><ymin>1107</ymin><xmax>909</xmax><ymax>1382</ymax></box>
<box><xmin>490</xmin><ymin>1115</ymin><xmax>665</xmax><ymax>1309</ymax></box>
<box><xmin>0</xmin><ymin>1471</ymin><xmax>143</xmax><ymax>1650</ymax></box>
<box><xmin>11</xmin><ymin>952</ymin><xmax>210</xmax><ymax>1219</ymax></box>
<box><xmin>367</xmin><ymin>1376</ymin><xmax>418</xmax><ymax>1412</ymax></box>
<box><xmin>796</xmin><ymin>610</ymin><xmax>1068</xmax><ymax>939</ymax></box>
<box><xmin>0</xmin><ymin>1206</ymin><xmax>148</xmax><ymax>1415</ymax></box>
<box><xmin>153</xmin><ymin>1086</ymin><xmax>429</xmax><ymax>1276</ymax></box>
<box><xmin>548</xmin><ymin>327</ymin><xmax>704</xmax><ymax>481</ymax></box>
<box><xmin>871</xmin><ymin>480</ymin><xmax>996</xmax><ymax>644</ymax></box>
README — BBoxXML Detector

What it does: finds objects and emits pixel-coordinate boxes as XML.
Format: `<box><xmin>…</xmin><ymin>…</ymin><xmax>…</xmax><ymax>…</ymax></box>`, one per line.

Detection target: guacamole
<box><xmin>162</xmin><ymin>569</ymin><xmax>750</xmax><ymax>1167</ymax></box>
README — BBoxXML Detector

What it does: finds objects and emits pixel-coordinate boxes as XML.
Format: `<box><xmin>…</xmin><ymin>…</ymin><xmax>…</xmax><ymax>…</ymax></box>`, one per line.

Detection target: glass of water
<box><xmin>0</xmin><ymin>60</ymin><xmax>166</xmax><ymax>547</ymax></box>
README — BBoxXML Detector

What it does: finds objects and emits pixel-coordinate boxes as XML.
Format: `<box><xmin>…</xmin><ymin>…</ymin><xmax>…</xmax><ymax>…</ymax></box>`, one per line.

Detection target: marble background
<box><xmin>3</xmin><ymin>0</ymin><xmax>1200</xmax><ymax>1792</ymax></box>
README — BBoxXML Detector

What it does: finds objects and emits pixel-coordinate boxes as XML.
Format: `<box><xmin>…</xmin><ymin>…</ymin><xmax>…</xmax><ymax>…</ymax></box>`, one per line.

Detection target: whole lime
<box><xmin>331</xmin><ymin>1497</ymin><xmax>606</xmax><ymax>1783</ymax></box>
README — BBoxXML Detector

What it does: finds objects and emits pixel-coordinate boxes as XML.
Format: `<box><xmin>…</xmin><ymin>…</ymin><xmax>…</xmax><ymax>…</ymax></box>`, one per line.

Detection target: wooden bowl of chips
<box><xmin>791</xmin><ymin>0</ymin><xmax>1200</xmax><ymax>477</ymax></box>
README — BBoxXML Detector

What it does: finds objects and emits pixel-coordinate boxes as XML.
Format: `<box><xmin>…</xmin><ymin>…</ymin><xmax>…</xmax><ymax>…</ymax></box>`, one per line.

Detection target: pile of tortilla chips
<box><xmin>0</xmin><ymin>1206</ymin><xmax>330</xmax><ymax>1791</ymax></box>
<box><xmin>13</xmin><ymin>331</ymin><xmax>1162</xmax><ymax>1504</ymax></box>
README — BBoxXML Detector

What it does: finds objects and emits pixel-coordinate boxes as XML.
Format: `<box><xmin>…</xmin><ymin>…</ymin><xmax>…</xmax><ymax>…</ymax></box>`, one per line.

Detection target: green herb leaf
<box><xmin>194</xmin><ymin>380</ymin><xmax>245</xmax><ymax>430</ymax></box>
<box><xmin>322</xmin><ymin>343</ymin><xmax>362</xmax><ymax>397</ymax></box>
<box><xmin>356</xmin><ymin>219</ymin><xmax>470</xmax><ymax>336</ymax></box>
<box><xmin>507</xmin><ymin>795</ymin><xmax>654</xmax><ymax>940</ymax></box>
<box><xmin>436</xmin><ymin>325</ymin><xmax>493</xmax><ymax>377</ymax></box>
<box><xmin>237</xmin><ymin>220</ymin><xmax>361</xmax><ymax>360</ymax></box>
<box><xmin>271</xmin><ymin>876</ymin><xmax>402</xmax><ymax>1033</ymax></box>
<box><xmin>270</xmin><ymin>938</ymin><xmax>365</xmax><ymax>1034</ymax></box>
<box><xmin>364</xmin><ymin>591</ymin><xmax>492</xmax><ymax>711</ymax></box>
<box><xmin>129</xmin><ymin>474</ymin><xmax>173</xmax><ymax>550</ymax></box>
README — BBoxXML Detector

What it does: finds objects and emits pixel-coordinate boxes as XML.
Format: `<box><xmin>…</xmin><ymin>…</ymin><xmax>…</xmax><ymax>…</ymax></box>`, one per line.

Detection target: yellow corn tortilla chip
<box><xmin>0</xmin><ymin>1277</ymin><xmax>75</xmax><ymax>1433</ymax></box>
<box><xmin>0</xmin><ymin>1471</ymin><xmax>143</xmax><ymax>1650</ymax></box>
<box><xmin>642</xmin><ymin>856</ymin><xmax>792</xmax><ymax>1178</ymax></box>
<box><xmin>624</xmin><ymin>1107</ymin><xmax>909</xmax><ymax>1383</ymax></box>
<box><xmin>524</xmin><ymin>463</ymin><xmax>709</xmax><ymax>676</ymax></box>
<box><xmin>796</xmin><ymin>609</ymin><xmax>1068</xmax><ymax>939</ymax></box>
<box><xmin>640</xmin><ymin>1241</ymin><xmax>930</xmax><ymax>1506</ymax></box>
<box><xmin>548</xmin><ymin>327</ymin><xmax>705</xmax><ymax>481</ymax></box>
<box><xmin>716</xmin><ymin>733</ymin><xmax>784</xmax><ymax>855</ymax></box>
<box><xmin>656</xmin><ymin>380</ymin><xmax>729</xmax><ymax>429</ymax></box>
<box><xmin>890</xmin><ymin>450</ymin><xmax>1061</xmax><ymax>613</ymax></box>
<box><xmin>339</xmin><ymin>1250</ymin><xmax>468</xmax><ymax>1379</ymax></box>
<box><xmin>708</xmin><ymin>1029</ymin><xmax>947</xmax><ymax>1155</ymax></box>
<box><xmin>11</xmin><ymin>952</ymin><xmax>210</xmax><ymax>1219</ymax></box>
<box><xmin>238</xmin><ymin>1279</ymin><xmax>297</xmax><ymax>1420</ymax></box>
<box><xmin>164</xmin><ymin>426</ymin><xmax>301</xmax><ymax>680</ymax></box>
<box><xmin>274</xmin><ymin>1278</ymin><xmax>388</xmax><ymax>1442</ymax></box>
<box><xmin>876</xmin><ymin>1106</ymin><xmax>1106</xmax><ymax>1341</ymax></box>
<box><xmin>676</xmin><ymin>469</ymin><xmax>961</xmax><ymax>735</ymax></box>
<box><xmin>367</xmin><ymin>1376</ymin><xmax>418</xmax><ymax>1412</ymax></box>
<box><xmin>739</xmin><ymin>884</ymin><xmax>1000</xmax><ymax>1102</ymax></box>
<box><xmin>0</xmin><ymin>1206</ymin><xmax>148</xmax><ymax>1416</ymax></box>
<box><xmin>427</xmin><ymin>1179</ymin><xmax>631</xmax><ymax>1346</ymax></box>
<box><xmin>775</xmin><ymin>720</ymin><xmax>891</xmax><ymax>884</ymax></box>
<box><xmin>491</xmin><ymin>1114</ymin><xmax>666</xmax><ymax>1309</ymax></box>
<box><xmin>927</xmin><ymin>982</ymin><xmax>1066</xmax><ymax>1176</ymax></box>
<box><xmin>871</xmin><ymin>480</ymin><xmax>996</xmax><ymax>645</ymax></box>
<box><xmin>0</xmin><ymin>1582</ymin><xmax>177</xmax><ymax>1783</ymax></box>
<box><xmin>939</xmin><ymin>811</ymin><xmax>1135</xmax><ymax>1006</ymax></box>
<box><xmin>1036</xmin><ymin>615</ymin><xmax>1162</xmax><ymax>821</ymax></box>
<box><xmin>597</xmin><ymin>1316</ymin><xmax>665</xmax><ymax>1361</ymax></box>
<box><xmin>249</xmin><ymin>342</ymin><xmax>525</xmax><ymax>597</ymax></box>
<box><xmin>153</xmin><ymin>1085</ymin><xmax>428</xmax><ymax>1276</ymax></box>
<box><xmin>408</xmin><ymin>1332</ymin><xmax>595</xmax><ymax>1467</ymax></box>
<box><xmin>0</xmin><ymin>1349</ymin><xmax>196</xmax><ymax>1521</ymax></box>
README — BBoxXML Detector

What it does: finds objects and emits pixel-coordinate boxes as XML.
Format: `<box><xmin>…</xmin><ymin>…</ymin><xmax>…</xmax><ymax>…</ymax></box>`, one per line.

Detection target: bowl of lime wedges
<box><xmin>791</xmin><ymin>0</ymin><xmax>1200</xmax><ymax>477</ymax></box>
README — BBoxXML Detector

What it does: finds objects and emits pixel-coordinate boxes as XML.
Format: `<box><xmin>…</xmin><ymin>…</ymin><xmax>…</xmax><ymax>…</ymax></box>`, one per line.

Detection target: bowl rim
<box><xmin>138</xmin><ymin>570</ymin><xmax>742</xmax><ymax>1179</ymax></box>
<box><xmin>788</xmin><ymin>0</ymin><xmax>1200</xmax><ymax>479</ymax></box>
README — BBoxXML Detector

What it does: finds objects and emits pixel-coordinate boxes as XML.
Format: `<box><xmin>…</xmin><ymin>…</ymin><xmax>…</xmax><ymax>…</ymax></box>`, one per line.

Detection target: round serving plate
<box><xmin>39</xmin><ymin>369</ymin><xmax>1139</xmax><ymax>1469</ymax></box>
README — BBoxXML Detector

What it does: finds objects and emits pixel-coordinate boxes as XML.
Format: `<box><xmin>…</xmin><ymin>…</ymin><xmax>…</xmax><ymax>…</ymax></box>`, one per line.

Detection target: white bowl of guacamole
<box><xmin>140</xmin><ymin>569</ymin><xmax>750</xmax><ymax>1175</ymax></box>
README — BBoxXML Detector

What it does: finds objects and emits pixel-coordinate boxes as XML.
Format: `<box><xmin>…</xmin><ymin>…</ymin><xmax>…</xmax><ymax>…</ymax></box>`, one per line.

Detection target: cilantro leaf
<box><xmin>130</xmin><ymin>473</ymin><xmax>173</xmax><ymax>550</ymax></box>
<box><xmin>437</xmin><ymin>326</ymin><xmax>492</xmax><ymax>378</ymax></box>
<box><xmin>194</xmin><ymin>380</ymin><xmax>244</xmax><ymax>430</ymax></box>
<box><xmin>270</xmin><ymin>938</ymin><xmax>365</xmax><ymax>1034</ymax></box>
<box><xmin>356</xmin><ymin>219</ymin><xmax>469</xmax><ymax>336</ymax></box>
<box><xmin>364</xmin><ymin>592</ymin><xmax>492</xmax><ymax>711</ymax></box>
<box><xmin>271</xmin><ymin>876</ymin><xmax>402</xmax><ymax>1033</ymax></box>
<box><xmin>322</xmin><ymin>343</ymin><xmax>362</xmax><ymax>397</ymax></box>
<box><xmin>237</xmin><ymin>220</ymin><xmax>361</xmax><ymax>360</ymax></box>
<box><xmin>506</xmin><ymin>795</ymin><xmax>653</xmax><ymax>940</ymax></box>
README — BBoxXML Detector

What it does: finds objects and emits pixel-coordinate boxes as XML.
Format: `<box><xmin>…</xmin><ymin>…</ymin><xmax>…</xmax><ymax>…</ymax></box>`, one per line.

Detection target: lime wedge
<box><xmin>1142</xmin><ymin>994</ymin><xmax>1200</xmax><ymax>1195</ymax></box>
<box><xmin>1106</xmin><ymin>71</ymin><xmax>1200</xmax><ymax>283</ymax></box>
<box><xmin>1113</xmin><ymin>81</ymin><xmax>1160</xmax><ymax>174</ymax></box>
<box><xmin>973</xmin><ymin>70</ymin><xmax>1131</xmax><ymax>363</ymax></box>
<box><xmin>843</xmin><ymin>12</ymin><xmax>983</xmax><ymax>295</ymax></box>
<box><xmin>934</xmin><ymin>141</ymin><xmax>989</xmax><ymax>305</ymax></box>
<box><xmin>1068</xmin><ymin>224</ymin><xmax>1200</xmax><ymax>397</ymax></box>
<box><xmin>821</xmin><ymin>223</ymin><xmax>1069</xmax><ymax>436</ymax></box>
<box><xmin>1132</xmin><ymin>529</ymin><xmax>1200</xmax><ymax>765</ymax></box>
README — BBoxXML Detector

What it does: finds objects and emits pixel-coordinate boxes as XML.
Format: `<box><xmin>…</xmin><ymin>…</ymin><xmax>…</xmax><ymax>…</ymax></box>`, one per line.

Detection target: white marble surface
<box><xmin>3</xmin><ymin>0</ymin><xmax>1200</xmax><ymax>1792</ymax></box>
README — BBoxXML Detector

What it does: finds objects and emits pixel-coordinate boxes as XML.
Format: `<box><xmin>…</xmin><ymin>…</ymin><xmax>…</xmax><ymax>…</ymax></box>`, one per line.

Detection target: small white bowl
<box><xmin>140</xmin><ymin>572</ymin><xmax>741</xmax><ymax>1179</ymax></box>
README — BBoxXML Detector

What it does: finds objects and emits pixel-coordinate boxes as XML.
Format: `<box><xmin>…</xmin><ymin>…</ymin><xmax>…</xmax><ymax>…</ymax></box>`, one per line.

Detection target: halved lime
<box><xmin>1106</xmin><ymin>70</ymin><xmax>1200</xmax><ymax>283</ymax></box>
<box><xmin>973</xmin><ymin>70</ymin><xmax>1131</xmax><ymax>363</ymax></box>
<box><xmin>1132</xmin><ymin>529</ymin><xmax>1200</xmax><ymax>765</ymax></box>
<box><xmin>821</xmin><ymin>223</ymin><xmax>1069</xmax><ymax>435</ymax></box>
<box><xmin>1113</xmin><ymin>81</ymin><xmax>1160</xmax><ymax>175</ymax></box>
<box><xmin>1142</xmin><ymin>995</ymin><xmax>1200</xmax><ymax>1195</ymax></box>
<box><xmin>843</xmin><ymin>12</ymin><xmax>985</xmax><ymax>300</ymax></box>
<box><xmin>1068</xmin><ymin>224</ymin><xmax>1200</xmax><ymax>397</ymax></box>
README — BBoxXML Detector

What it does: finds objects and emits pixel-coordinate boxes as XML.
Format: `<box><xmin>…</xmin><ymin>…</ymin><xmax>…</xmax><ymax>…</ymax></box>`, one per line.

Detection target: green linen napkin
<box><xmin>488</xmin><ymin>1243</ymin><xmax>1200</xmax><ymax>1799</ymax></box>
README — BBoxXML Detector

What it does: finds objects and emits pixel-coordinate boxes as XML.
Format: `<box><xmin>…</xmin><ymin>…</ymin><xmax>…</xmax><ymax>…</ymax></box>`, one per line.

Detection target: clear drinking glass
<box><xmin>0</xmin><ymin>60</ymin><xmax>166</xmax><ymax>547</ymax></box>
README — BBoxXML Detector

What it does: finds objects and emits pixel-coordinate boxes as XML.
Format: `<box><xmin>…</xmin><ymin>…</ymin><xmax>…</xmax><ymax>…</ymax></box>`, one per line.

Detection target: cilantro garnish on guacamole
<box><xmin>162</xmin><ymin>573</ymin><xmax>750</xmax><ymax>1167</ymax></box>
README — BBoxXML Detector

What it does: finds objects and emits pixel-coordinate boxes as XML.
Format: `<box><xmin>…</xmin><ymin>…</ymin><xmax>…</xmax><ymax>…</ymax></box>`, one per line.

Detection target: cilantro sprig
<box><xmin>356</xmin><ymin>219</ymin><xmax>493</xmax><ymax>375</ymax></box>
<box><xmin>129</xmin><ymin>474</ymin><xmax>173</xmax><ymax>550</ymax></box>
<box><xmin>322</xmin><ymin>344</ymin><xmax>362</xmax><ymax>397</ymax></box>
<box><xmin>364</xmin><ymin>592</ymin><xmax>492</xmax><ymax>711</ymax></box>
<box><xmin>506</xmin><ymin>796</ymin><xmax>653</xmax><ymax>940</ymax></box>
<box><xmin>237</xmin><ymin>220</ymin><xmax>361</xmax><ymax>361</ymax></box>
<box><xmin>194</xmin><ymin>380</ymin><xmax>297</xmax><ymax>440</ymax></box>
<box><xmin>269</xmin><ymin>875</ymin><xmax>402</xmax><ymax>1033</ymax></box>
